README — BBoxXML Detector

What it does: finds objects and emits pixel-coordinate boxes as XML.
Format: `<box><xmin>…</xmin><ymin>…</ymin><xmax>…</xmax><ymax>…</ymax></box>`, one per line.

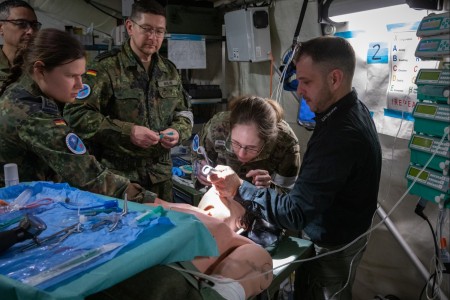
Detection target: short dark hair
<box><xmin>0</xmin><ymin>0</ymin><xmax>35</xmax><ymax>19</ymax></box>
<box><xmin>130</xmin><ymin>0</ymin><xmax>166</xmax><ymax>20</ymax></box>
<box><xmin>294</xmin><ymin>36</ymin><xmax>356</xmax><ymax>80</ymax></box>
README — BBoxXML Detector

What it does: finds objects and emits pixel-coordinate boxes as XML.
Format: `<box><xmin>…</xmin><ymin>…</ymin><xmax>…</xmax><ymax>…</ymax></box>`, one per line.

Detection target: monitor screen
<box><xmin>411</xmin><ymin>135</ymin><xmax>433</xmax><ymax>149</ymax></box>
<box><xmin>409</xmin><ymin>166</ymin><xmax>429</xmax><ymax>181</ymax></box>
<box><xmin>415</xmin><ymin>104</ymin><xmax>438</xmax><ymax>115</ymax></box>
<box><xmin>418</xmin><ymin>70</ymin><xmax>441</xmax><ymax>81</ymax></box>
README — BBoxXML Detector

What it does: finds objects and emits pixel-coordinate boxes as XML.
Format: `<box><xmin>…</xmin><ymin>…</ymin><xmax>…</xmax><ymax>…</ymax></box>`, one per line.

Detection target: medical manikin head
<box><xmin>197</xmin><ymin>186</ymin><xmax>246</xmax><ymax>232</ymax></box>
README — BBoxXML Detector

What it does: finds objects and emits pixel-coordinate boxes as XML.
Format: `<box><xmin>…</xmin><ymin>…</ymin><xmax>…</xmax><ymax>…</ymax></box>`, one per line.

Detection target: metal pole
<box><xmin>377</xmin><ymin>206</ymin><xmax>448</xmax><ymax>300</ymax></box>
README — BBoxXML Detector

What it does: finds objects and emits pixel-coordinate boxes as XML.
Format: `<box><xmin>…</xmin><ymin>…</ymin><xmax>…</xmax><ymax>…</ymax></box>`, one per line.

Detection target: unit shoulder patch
<box><xmin>65</xmin><ymin>133</ymin><xmax>87</xmax><ymax>154</ymax></box>
<box><xmin>76</xmin><ymin>84</ymin><xmax>91</xmax><ymax>100</ymax></box>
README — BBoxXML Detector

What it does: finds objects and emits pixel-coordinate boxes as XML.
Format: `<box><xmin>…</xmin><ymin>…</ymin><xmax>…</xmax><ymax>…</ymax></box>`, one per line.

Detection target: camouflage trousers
<box><xmin>150</xmin><ymin>179</ymin><xmax>173</xmax><ymax>202</ymax></box>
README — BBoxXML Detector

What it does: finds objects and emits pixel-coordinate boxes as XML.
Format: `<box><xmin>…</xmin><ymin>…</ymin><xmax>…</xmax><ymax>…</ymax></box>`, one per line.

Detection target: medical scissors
<box><xmin>21</xmin><ymin>223</ymin><xmax>81</xmax><ymax>251</ymax></box>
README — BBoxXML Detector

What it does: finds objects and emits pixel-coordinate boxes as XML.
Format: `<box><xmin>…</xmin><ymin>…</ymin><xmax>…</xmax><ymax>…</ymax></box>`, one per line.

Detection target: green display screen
<box><xmin>421</xmin><ymin>19</ymin><xmax>441</xmax><ymax>30</ymax></box>
<box><xmin>409</xmin><ymin>167</ymin><xmax>429</xmax><ymax>181</ymax></box>
<box><xmin>411</xmin><ymin>135</ymin><xmax>433</xmax><ymax>149</ymax></box>
<box><xmin>419</xmin><ymin>40</ymin><xmax>439</xmax><ymax>51</ymax></box>
<box><xmin>418</xmin><ymin>70</ymin><xmax>441</xmax><ymax>81</ymax></box>
<box><xmin>415</xmin><ymin>104</ymin><xmax>437</xmax><ymax>115</ymax></box>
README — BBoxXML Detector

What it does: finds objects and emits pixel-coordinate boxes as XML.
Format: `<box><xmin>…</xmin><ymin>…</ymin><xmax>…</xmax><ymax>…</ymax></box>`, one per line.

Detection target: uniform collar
<box><xmin>19</xmin><ymin>73</ymin><xmax>43</xmax><ymax>97</ymax></box>
<box><xmin>18</xmin><ymin>74</ymin><xmax>62</xmax><ymax>111</ymax></box>
<box><xmin>122</xmin><ymin>39</ymin><xmax>169</xmax><ymax>73</ymax></box>
<box><xmin>315</xmin><ymin>89</ymin><xmax>358</xmax><ymax>124</ymax></box>
<box><xmin>0</xmin><ymin>48</ymin><xmax>10</xmax><ymax>71</ymax></box>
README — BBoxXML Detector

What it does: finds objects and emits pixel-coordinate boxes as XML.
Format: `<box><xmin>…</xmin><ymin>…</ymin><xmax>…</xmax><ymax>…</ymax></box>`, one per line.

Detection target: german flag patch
<box><xmin>54</xmin><ymin>119</ymin><xmax>67</xmax><ymax>126</ymax></box>
<box><xmin>86</xmin><ymin>69</ymin><xmax>97</xmax><ymax>76</ymax></box>
<box><xmin>53</xmin><ymin>119</ymin><xmax>67</xmax><ymax>126</ymax></box>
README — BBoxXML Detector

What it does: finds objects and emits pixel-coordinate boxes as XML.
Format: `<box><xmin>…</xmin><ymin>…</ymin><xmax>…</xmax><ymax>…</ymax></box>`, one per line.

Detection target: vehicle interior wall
<box><xmin>5</xmin><ymin>0</ymin><xmax>449</xmax><ymax>299</ymax></box>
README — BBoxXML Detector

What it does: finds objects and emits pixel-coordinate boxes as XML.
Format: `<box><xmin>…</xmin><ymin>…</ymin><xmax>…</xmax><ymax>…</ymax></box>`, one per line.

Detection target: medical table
<box><xmin>0</xmin><ymin>182</ymin><xmax>218</xmax><ymax>300</ymax></box>
<box><xmin>0</xmin><ymin>182</ymin><xmax>313</xmax><ymax>300</ymax></box>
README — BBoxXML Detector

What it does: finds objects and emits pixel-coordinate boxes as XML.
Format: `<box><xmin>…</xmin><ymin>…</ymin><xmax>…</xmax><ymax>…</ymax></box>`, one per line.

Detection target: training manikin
<box><xmin>152</xmin><ymin>186</ymin><xmax>273</xmax><ymax>299</ymax></box>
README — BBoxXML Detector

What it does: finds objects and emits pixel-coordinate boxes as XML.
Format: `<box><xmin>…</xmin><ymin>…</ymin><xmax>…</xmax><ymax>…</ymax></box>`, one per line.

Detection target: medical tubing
<box><xmin>173</xmin><ymin>134</ymin><xmax>449</xmax><ymax>286</ymax></box>
<box><xmin>59</xmin><ymin>200</ymin><xmax>118</xmax><ymax>210</ymax></box>
<box><xmin>79</xmin><ymin>213</ymin><xmax>117</xmax><ymax>224</ymax></box>
<box><xmin>22</xmin><ymin>243</ymin><xmax>122</xmax><ymax>286</ymax></box>
<box><xmin>9</xmin><ymin>189</ymin><xmax>32</xmax><ymax>211</ymax></box>
<box><xmin>380</xmin><ymin>110</ymin><xmax>405</xmax><ymax>206</ymax></box>
<box><xmin>415</xmin><ymin>199</ymin><xmax>442</xmax><ymax>298</ymax></box>
<box><xmin>425</xmin><ymin>208</ymin><xmax>449</xmax><ymax>300</ymax></box>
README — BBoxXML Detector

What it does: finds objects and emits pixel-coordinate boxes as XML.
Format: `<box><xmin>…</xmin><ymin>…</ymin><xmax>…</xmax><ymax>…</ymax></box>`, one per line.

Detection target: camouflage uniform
<box><xmin>64</xmin><ymin>39</ymin><xmax>193</xmax><ymax>202</ymax></box>
<box><xmin>0</xmin><ymin>49</ymin><xmax>10</xmax><ymax>88</ymax></box>
<box><xmin>0</xmin><ymin>74</ymin><xmax>133</xmax><ymax>199</ymax></box>
<box><xmin>192</xmin><ymin>111</ymin><xmax>301</xmax><ymax>193</ymax></box>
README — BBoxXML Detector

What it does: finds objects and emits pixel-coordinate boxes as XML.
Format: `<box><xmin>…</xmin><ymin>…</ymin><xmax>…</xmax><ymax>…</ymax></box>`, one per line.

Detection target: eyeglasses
<box><xmin>130</xmin><ymin>19</ymin><xmax>165</xmax><ymax>38</ymax></box>
<box><xmin>0</xmin><ymin>19</ymin><xmax>42</xmax><ymax>31</ymax></box>
<box><xmin>226</xmin><ymin>137</ymin><xmax>264</xmax><ymax>154</ymax></box>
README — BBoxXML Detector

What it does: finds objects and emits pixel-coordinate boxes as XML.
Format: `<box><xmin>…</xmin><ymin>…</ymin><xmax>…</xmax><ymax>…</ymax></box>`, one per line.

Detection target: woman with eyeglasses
<box><xmin>0</xmin><ymin>0</ymin><xmax>40</xmax><ymax>88</ymax></box>
<box><xmin>0</xmin><ymin>28</ymin><xmax>151</xmax><ymax>202</ymax></box>
<box><xmin>192</xmin><ymin>95</ymin><xmax>301</xmax><ymax>194</ymax></box>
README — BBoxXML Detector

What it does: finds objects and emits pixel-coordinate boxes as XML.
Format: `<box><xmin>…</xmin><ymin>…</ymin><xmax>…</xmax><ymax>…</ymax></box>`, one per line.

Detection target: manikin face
<box><xmin>197</xmin><ymin>186</ymin><xmax>246</xmax><ymax>232</ymax></box>
<box><xmin>296</xmin><ymin>55</ymin><xmax>334</xmax><ymax>114</ymax></box>
<box><xmin>230</xmin><ymin>123</ymin><xmax>264</xmax><ymax>163</ymax></box>
<box><xmin>0</xmin><ymin>7</ymin><xmax>39</xmax><ymax>50</ymax></box>
<box><xmin>126</xmin><ymin>12</ymin><xmax>166</xmax><ymax>60</ymax></box>
<box><xmin>35</xmin><ymin>57</ymin><xmax>86</xmax><ymax>104</ymax></box>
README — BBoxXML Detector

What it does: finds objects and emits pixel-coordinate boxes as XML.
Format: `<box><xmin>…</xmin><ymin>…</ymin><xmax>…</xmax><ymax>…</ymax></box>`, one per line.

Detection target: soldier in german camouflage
<box><xmin>64</xmin><ymin>0</ymin><xmax>193</xmax><ymax>202</ymax></box>
<box><xmin>0</xmin><ymin>28</ymin><xmax>154</xmax><ymax>203</ymax></box>
<box><xmin>0</xmin><ymin>0</ymin><xmax>40</xmax><ymax>88</ymax></box>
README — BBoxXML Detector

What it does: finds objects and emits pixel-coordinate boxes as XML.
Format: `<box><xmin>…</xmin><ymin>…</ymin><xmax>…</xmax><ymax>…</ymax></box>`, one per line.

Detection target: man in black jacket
<box><xmin>209</xmin><ymin>36</ymin><xmax>382</xmax><ymax>300</ymax></box>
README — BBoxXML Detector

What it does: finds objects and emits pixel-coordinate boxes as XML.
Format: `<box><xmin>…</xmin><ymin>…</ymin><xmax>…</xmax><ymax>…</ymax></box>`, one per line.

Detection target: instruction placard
<box><xmin>168</xmin><ymin>34</ymin><xmax>206</xmax><ymax>69</ymax></box>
